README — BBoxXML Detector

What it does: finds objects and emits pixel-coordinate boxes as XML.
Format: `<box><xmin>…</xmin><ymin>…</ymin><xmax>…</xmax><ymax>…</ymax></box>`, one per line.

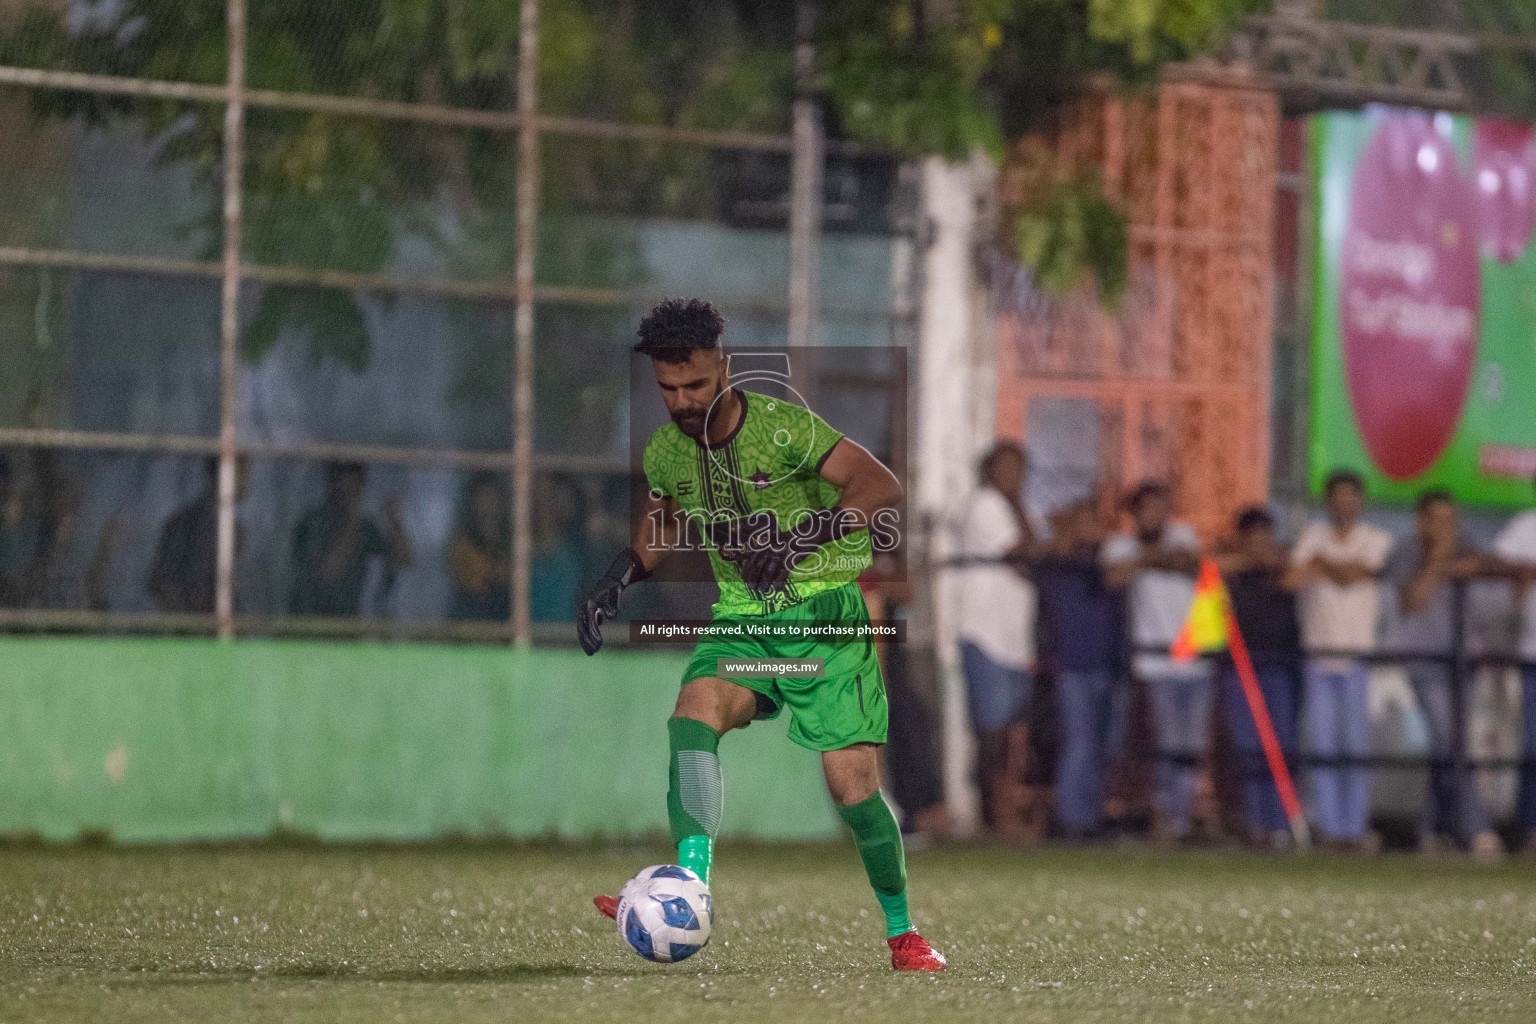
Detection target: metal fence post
<box><xmin>787</xmin><ymin>0</ymin><xmax>822</xmax><ymax>350</ymax></box>
<box><xmin>215</xmin><ymin>0</ymin><xmax>246</xmax><ymax>639</ymax></box>
<box><xmin>511</xmin><ymin>0</ymin><xmax>541</xmax><ymax>645</ymax></box>
<box><xmin>1450</xmin><ymin>577</ymin><xmax>1469</xmax><ymax>842</ymax></box>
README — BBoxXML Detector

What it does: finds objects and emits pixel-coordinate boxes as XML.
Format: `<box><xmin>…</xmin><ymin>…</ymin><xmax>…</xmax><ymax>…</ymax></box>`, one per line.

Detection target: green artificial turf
<box><xmin>1</xmin><ymin>842</ymin><xmax>1533</xmax><ymax>1022</ymax></box>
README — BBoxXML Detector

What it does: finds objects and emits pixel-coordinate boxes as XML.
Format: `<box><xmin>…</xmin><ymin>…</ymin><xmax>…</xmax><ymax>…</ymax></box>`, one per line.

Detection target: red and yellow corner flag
<box><xmin>1171</xmin><ymin>558</ymin><xmax>1311</xmax><ymax>850</ymax></box>
<box><xmin>1171</xmin><ymin>559</ymin><xmax>1228</xmax><ymax>661</ymax></box>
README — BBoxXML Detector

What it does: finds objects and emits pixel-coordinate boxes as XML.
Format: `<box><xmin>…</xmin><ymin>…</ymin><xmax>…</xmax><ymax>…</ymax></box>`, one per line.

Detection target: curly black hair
<box><xmin>634</xmin><ymin>298</ymin><xmax>724</xmax><ymax>364</ymax></box>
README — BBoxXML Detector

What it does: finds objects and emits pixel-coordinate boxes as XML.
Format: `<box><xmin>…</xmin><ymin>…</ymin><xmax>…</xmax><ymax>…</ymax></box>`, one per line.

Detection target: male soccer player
<box><xmin>577</xmin><ymin>298</ymin><xmax>946</xmax><ymax>972</ymax></box>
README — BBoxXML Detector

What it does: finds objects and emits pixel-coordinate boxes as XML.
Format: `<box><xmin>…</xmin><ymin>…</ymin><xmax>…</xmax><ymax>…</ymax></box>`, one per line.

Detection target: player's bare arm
<box><xmin>737</xmin><ymin>438</ymin><xmax>901</xmax><ymax>591</ymax></box>
<box><xmin>816</xmin><ymin>437</ymin><xmax>902</xmax><ymax>525</ymax></box>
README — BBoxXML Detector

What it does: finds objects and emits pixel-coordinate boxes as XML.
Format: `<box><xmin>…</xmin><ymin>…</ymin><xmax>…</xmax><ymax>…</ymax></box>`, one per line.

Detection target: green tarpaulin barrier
<box><xmin>0</xmin><ymin>638</ymin><xmax>841</xmax><ymax>843</ymax></box>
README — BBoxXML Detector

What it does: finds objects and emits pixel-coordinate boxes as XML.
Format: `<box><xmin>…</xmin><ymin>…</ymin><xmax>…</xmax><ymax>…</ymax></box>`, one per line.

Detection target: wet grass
<box><xmin>1</xmin><ymin>842</ymin><xmax>1534</xmax><ymax>1022</ymax></box>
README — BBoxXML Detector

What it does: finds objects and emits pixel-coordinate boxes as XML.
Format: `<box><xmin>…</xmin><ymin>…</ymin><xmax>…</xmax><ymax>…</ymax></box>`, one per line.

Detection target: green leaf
<box><xmin>244</xmin><ymin>285</ymin><xmax>373</xmax><ymax>372</ymax></box>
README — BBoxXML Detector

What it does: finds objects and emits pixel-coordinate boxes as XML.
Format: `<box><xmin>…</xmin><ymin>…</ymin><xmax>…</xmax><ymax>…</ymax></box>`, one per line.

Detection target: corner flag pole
<box><xmin>1221</xmin><ymin>603</ymin><xmax>1311</xmax><ymax>852</ymax></box>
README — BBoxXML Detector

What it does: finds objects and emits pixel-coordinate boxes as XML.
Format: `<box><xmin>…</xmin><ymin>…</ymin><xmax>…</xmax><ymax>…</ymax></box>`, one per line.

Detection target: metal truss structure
<box><xmin>1230</xmin><ymin>12</ymin><xmax>1477</xmax><ymax>111</ymax></box>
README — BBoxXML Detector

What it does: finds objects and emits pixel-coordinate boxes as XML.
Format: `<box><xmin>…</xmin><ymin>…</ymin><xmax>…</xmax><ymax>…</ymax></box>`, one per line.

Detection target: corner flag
<box><xmin>1172</xmin><ymin>558</ymin><xmax>1311</xmax><ymax>851</ymax></box>
<box><xmin>1171</xmin><ymin>559</ymin><xmax>1227</xmax><ymax>661</ymax></box>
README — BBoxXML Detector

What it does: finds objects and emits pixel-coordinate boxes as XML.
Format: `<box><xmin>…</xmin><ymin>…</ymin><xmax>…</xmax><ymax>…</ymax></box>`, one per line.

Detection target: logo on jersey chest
<box><xmin>675</xmin><ymin>480</ymin><xmax>694</xmax><ymax>496</ymax></box>
<box><xmin>749</xmin><ymin>468</ymin><xmax>771</xmax><ymax>490</ymax></box>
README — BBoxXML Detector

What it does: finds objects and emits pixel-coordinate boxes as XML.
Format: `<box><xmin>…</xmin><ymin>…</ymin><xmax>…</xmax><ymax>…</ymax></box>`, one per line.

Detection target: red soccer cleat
<box><xmin>593</xmin><ymin>894</ymin><xmax>619</xmax><ymax>920</ymax></box>
<box><xmin>888</xmin><ymin>930</ymin><xmax>947</xmax><ymax>971</ymax></box>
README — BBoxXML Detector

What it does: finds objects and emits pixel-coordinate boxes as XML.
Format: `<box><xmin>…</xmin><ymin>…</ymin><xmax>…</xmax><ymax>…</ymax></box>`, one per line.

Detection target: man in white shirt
<box><xmin>954</xmin><ymin>441</ymin><xmax>1038</xmax><ymax>840</ymax></box>
<box><xmin>1492</xmin><ymin>477</ymin><xmax>1536</xmax><ymax>856</ymax></box>
<box><xmin>1103</xmin><ymin>481</ymin><xmax>1207</xmax><ymax>843</ymax></box>
<box><xmin>1286</xmin><ymin>469</ymin><xmax>1393</xmax><ymax>851</ymax></box>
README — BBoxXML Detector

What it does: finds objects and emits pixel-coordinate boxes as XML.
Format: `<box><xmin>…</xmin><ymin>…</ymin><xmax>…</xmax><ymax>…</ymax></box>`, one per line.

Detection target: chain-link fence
<box><xmin>0</xmin><ymin>0</ymin><xmax>913</xmax><ymax>642</ymax></box>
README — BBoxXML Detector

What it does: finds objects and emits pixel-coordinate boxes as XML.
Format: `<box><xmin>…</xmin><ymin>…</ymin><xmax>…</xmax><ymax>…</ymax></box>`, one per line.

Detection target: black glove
<box><xmin>740</xmin><ymin>541</ymin><xmax>794</xmax><ymax>591</ymax></box>
<box><xmin>577</xmin><ymin>548</ymin><xmax>649</xmax><ymax>656</ymax></box>
<box><xmin>701</xmin><ymin>510</ymin><xmax>778</xmax><ymax>564</ymax></box>
<box><xmin>739</xmin><ymin>507</ymin><xmax>854</xmax><ymax>590</ymax></box>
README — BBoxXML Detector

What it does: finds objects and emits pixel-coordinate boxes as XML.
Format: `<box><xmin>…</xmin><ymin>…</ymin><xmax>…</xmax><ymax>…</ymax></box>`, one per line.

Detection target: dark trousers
<box><xmin>1519</xmin><ymin>667</ymin><xmax>1536</xmax><ymax>842</ymax></box>
<box><xmin>1055</xmin><ymin>669</ymin><xmax>1122</xmax><ymax>835</ymax></box>
<box><xmin>884</xmin><ymin>642</ymin><xmax>944</xmax><ymax>822</ymax></box>
<box><xmin>1218</xmin><ymin>663</ymin><xmax>1298</xmax><ymax>835</ymax></box>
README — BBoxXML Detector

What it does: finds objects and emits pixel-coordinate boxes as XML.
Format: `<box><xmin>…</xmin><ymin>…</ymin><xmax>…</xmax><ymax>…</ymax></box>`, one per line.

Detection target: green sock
<box><xmin>837</xmin><ymin>791</ymin><xmax>913</xmax><ymax>938</ymax></box>
<box><xmin>667</xmin><ymin>716</ymin><xmax>722</xmax><ymax>885</ymax></box>
<box><xmin>677</xmin><ymin>834</ymin><xmax>713</xmax><ymax>884</ymax></box>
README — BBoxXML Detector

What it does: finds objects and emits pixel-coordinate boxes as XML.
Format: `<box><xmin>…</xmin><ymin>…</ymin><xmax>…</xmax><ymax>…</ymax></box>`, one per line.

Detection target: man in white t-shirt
<box><xmin>954</xmin><ymin>440</ymin><xmax>1039</xmax><ymax>840</ymax></box>
<box><xmin>1492</xmin><ymin>476</ymin><xmax>1536</xmax><ymax>856</ymax></box>
<box><xmin>1286</xmin><ymin>469</ymin><xmax>1393</xmax><ymax>851</ymax></box>
<box><xmin>1103</xmin><ymin>481</ymin><xmax>1207</xmax><ymax>843</ymax></box>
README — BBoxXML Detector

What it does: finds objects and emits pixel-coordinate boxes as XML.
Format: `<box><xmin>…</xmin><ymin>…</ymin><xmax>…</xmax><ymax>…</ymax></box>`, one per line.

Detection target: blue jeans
<box><xmin>1303</xmin><ymin>660</ymin><xmax>1372</xmax><ymax>840</ymax></box>
<box><xmin>1147</xmin><ymin>668</ymin><xmax>1213</xmax><ymax>835</ymax></box>
<box><xmin>1219</xmin><ymin>664</ymin><xmax>1297</xmax><ymax>835</ymax></box>
<box><xmin>959</xmin><ymin>642</ymin><xmax>1033</xmax><ymax>733</ymax></box>
<box><xmin>1519</xmin><ymin>667</ymin><xmax>1536</xmax><ymax>841</ymax></box>
<box><xmin>1407</xmin><ymin>663</ymin><xmax>1490</xmax><ymax>844</ymax></box>
<box><xmin>1055</xmin><ymin>669</ymin><xmax>1120</xmax><ymax>835</ymax></box>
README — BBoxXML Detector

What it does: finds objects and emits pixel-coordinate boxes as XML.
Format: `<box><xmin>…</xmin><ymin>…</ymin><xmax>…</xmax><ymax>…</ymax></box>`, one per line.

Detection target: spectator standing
<box><xmin>1035</xmin><ymin>499</ymin><xmax>1124</xmax><ymax>841</ymax></box>
<box><xmin>1215</xmin><ymin>507</ymin><xmax>1302</xmax><ymax>850</ymax></box>
<box><xmin>1103</xmin><ymin>481</ymin><xmax>1208</xmax><ymax>844</ymax></box>
<box><xmin>289</xmin><ymin>462</ymin><xmax>413</xmax><ymax>618</ymax></box>
<box><xmin>1387</xmin><ymin>490</ymin><xmax>1502</xmax><ymax>859</ymax></box>
<box><xmin>1492</xmin><ymin>471</ymin><xmax>1536</xmax><ymax>858</ymax></box>
<box><xmin>0</xmin><ymin>454</ymin><xmax>46</xmax><ymax>608</ymax></box>
<box><xmin>531</xmin><ymin>473</ymin><xmax>588</xmax><ymax>622</ymax></box>
<box><xmin>448</xmin><ymin>472</ymin><xmax>511</xmax><ymax>621</ymax></box>
<box><xmin>148</xmin><ymin>455</ymin><xmax>249</xmax><ymax>614</ymax></box>
<box><xmin>37</xmin><ymin>479</ymin><xmax>122</xmax><ymax>613</ymax></box>
<box><xmin>953</xmin><ymin>441</ymin><xmax>1039</xmax><ymax>840</ymax></box>
<box><xmin>1286</xmin><ymin>469</ymin><xmax>1393</xmax><ymax>853</ymax></box>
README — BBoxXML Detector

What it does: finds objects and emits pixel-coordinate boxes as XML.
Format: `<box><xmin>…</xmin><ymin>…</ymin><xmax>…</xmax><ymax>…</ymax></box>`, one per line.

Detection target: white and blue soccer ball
<box><xmin>615</xmin><ymin>864</ymin><xmax>713</xmax><ymax>963</ymax></box>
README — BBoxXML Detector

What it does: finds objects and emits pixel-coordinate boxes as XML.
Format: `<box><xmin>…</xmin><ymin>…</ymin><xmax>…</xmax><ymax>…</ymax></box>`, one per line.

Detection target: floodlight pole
<box><xmin>215</xmin><ymin>0</ymin><xmax>246</xmax><ymax>639</ymax></box>
<box><xmin>511</xmin><ymin>0</ymin><xmax>541</xmax><ymax>645</ymax></box>
<box><xmin>787</xmin><ymin>1</ymin><xmax>822</xmax><ymax>349</ymax></box>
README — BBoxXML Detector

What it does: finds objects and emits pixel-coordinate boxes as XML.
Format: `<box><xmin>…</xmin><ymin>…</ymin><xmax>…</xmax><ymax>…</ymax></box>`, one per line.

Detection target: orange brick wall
<box><xmin>994</xmin><ymin>70</ymin><xmax>1279</xmax><ymax>542</ymax></box>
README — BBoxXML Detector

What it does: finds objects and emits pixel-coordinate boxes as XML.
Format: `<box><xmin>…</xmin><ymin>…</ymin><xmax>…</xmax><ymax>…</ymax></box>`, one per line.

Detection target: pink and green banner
<box><xmin>1311</xmin><ymin>107</ymin><xmax>1536</xmax><ymax>506</ymax></box>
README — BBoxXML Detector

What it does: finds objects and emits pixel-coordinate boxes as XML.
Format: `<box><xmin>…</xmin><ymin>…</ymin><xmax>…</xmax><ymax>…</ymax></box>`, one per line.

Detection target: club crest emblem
<box><xmin>750</xmin><ymin>468</ymin><xmax>771</xmax><ymax>490</ymax></box>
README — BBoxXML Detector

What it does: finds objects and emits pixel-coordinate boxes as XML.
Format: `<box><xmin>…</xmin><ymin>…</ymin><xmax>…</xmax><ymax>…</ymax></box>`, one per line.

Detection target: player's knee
<box><xmin>828</xmin><ymin>776</ymin><xmax>879</xmax><ymax>806</ymax></box>
<box><xmin>674</xmin><ymin>679</ymin><xmax>753</xmax><ymax>734</ymax></box>
<box><xmin>672</xmin><ymin>683</ymin><xmax>713</xmax><ymax>725</ymax></box>
<box><xmin>825</xmin><ymin>758</ymin><xmax>880</xmax><ymax>806</ymax></box>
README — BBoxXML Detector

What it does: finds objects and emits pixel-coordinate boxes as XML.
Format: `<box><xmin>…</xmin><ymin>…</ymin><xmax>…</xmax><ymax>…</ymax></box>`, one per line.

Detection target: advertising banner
<box><xmin>1312</xmin><ymin>107</ymin><xmax>1536</xmax><ymax>506</ymax></box>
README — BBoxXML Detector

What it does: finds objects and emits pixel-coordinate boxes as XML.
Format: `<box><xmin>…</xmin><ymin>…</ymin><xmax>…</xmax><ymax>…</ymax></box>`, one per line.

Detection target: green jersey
<box><xmin>642</xmin><ymin>388</ymin><xmax>872</xmax><ymax>617</ymax></box>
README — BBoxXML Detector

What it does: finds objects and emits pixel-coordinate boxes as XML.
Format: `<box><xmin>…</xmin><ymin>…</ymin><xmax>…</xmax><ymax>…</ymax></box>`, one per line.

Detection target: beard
<box><xmin>672</xmin><ymin>408</ymin><xmax>708</xmax><ymax>439</ymax></box>
<box><xmin>671</xmin><ymin>383</ymin><xmax>725</xmax><ymax>439</ymax></box>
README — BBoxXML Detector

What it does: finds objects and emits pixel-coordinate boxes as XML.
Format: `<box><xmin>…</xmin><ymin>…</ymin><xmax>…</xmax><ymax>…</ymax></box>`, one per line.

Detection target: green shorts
<box><xmin>682</xmin><ymin>582</ymin><xmax>887</xmax><ymax>752</ymax></box>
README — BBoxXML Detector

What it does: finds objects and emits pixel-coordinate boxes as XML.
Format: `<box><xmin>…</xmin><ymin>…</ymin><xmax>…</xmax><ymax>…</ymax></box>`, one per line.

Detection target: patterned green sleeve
<box><xmin>784</xmin><ymin>402</ymin><xmax>844</xmax><ymax>476</ymax></box>
<box><xmin>641</xmin><ymin>433</ymin><xmax>674</xmax><ymax>500</ymax></box>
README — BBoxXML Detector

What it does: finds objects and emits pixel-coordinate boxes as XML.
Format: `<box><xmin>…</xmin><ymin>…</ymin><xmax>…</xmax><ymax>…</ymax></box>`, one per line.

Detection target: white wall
<box><xmin>913</xmin><ymin>154</ymin><xmax>999</xmax><ymax>834</ymax></box>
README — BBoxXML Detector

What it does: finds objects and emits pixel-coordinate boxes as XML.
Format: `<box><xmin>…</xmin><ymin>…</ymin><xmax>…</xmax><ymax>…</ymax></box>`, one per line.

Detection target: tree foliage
<box><xmin>0</xmin><ymin>0</ymin><xmax>1260</xmax><ymax>359</ymax></box>
<box><xmin>816</xmin><ymin>0</ymin><xmax>1264</xmax><ymax>301</ymax></box>
<box><xmin>999</xmin><ymin>138</ymin><xmax>1127</xmax><ymax>301</ymax></box>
